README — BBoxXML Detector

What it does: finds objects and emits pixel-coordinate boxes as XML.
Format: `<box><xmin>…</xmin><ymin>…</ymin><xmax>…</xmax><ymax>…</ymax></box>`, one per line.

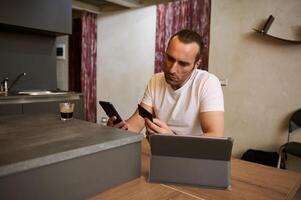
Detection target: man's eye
<box><xmin>178</xmin><ymin>61</ymin><xmax>190</xmax><ymax>67</ymax></box>
<box><xmin>166</xmin><ymin>55</ymin><xmax>174</xmax><ymax>62</ymax></box>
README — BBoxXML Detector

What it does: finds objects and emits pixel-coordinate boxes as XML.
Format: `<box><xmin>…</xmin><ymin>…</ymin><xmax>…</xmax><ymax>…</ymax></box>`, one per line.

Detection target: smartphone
<box><xmin>138</xmin><ymin>104</ymin><xmax>153</xmax><ymax>122</ymax></box>
<box><xmin>99</xmin><ymin>101</ymin><xmax>122</xmax><ymax>125</ymax></box>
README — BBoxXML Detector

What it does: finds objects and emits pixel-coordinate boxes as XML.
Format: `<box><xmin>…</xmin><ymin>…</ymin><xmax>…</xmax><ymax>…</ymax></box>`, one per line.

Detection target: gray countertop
<box><xmin>0</xmin><ymin>114</ymin><xmax>143</xmax><ymax>177</ymax></box>
<box><xmin>0</xmin><ymin>92</ymin><xmax>83</xmax><ymax>104</ymax></box>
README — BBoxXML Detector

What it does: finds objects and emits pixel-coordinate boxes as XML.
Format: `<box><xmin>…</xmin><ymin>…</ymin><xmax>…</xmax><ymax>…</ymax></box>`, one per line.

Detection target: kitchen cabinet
<box><xmin>0</xmin><ymin>0</ymin><xmax>71</xmax><ymax>35</ymax></box>
<box><xmin>23</xmin><ymin>99</ymin><xmax>84</xmax><ymax>120</ymax></box>
<box><xmin>0</xmin><ymin>104</ymin><xmax>22</xmax><ymax>115</ymax></box>
<box><xmin>0</xmin><ymin>93</ymin><xmax>85</xmax><ymax>120</ymax></box>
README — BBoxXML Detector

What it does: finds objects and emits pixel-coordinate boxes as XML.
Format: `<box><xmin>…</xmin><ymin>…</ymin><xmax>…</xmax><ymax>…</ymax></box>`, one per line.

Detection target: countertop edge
<box><xmin>0</xmin><ymin>134</ymin><xmax>143</xmax><ymax>177</ymax></box>
<box><xmin>0</xmin><ymin>92</ymin><xmax>83</xmax><ymax>104</ymax></box>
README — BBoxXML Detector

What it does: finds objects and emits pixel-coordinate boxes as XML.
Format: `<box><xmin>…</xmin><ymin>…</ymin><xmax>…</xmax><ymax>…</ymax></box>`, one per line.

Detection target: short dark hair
<box><xmin>167</xmin><ymin>29</ymin><xmax>204</xmax><ymax>63</ymax></box>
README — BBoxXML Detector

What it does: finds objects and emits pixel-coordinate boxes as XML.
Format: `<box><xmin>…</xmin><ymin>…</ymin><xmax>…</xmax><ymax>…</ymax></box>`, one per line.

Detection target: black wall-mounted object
<box><xmin>261</xmin><ymin>15</ymin><xmax>274</xmax><ymax>34</ymax></box>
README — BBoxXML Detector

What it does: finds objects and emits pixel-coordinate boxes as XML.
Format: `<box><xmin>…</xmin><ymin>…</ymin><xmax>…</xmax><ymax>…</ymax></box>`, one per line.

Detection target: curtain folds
<box><xmin>81</xmin><ymin>12</ymin><xmax>97</xmax><ymax>123</ymax></box>
<box><xmin>155</xmin><ymin>0</ymin><xmax>211</xmax><ymax>73</ymax></box>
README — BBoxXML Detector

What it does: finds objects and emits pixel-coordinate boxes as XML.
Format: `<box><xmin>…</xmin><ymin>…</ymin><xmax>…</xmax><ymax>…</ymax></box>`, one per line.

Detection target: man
<box><xmin>108</xmin><ymin>29</ymin><xmax>224</xmax><ymax>137</ymax></box>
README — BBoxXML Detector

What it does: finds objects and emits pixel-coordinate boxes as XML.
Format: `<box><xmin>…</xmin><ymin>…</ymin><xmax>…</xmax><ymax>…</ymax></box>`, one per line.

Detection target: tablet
<box><xmin>149</xmin><ymin>134</ymin><xmax>233</xmax><ymax>190</ymax></box>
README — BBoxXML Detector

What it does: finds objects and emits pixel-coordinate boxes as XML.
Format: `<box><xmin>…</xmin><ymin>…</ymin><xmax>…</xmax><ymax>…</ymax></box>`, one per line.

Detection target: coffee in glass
<box><xmin>59</xmin><ymin>102</ymin><xmax>74</xmax><ymax>121</ymax></box>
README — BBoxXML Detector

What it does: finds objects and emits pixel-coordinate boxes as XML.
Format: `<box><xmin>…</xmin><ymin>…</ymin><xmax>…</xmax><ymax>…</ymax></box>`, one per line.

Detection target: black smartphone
<box><xmin>99</xmin><ymin>101</ymin><xmax>122</xmax><ymax>125</ymax></box>
<box><xmin>138</xmin><ymin>104</ymin><xmax>153</xmax><ymax>122</ymax></box>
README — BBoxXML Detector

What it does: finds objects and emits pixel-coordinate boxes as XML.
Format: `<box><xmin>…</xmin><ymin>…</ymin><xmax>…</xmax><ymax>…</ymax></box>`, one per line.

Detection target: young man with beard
<box><xmin>108</xmin><ymin>29</ymin><xmax>224</xmax><ymax>137</ymax></box>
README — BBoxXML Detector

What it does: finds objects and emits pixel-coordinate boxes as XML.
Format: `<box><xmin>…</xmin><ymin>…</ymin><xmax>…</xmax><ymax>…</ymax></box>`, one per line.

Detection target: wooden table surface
<box><xmin>90</xmin><ymin>139</ymin><xmax>301</xmax><ymax>200</ymax></box>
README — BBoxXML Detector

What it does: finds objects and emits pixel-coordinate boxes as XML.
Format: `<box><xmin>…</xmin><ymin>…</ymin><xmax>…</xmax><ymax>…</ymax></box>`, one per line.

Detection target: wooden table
<box><xmin>90</xmin><ymin>140</ymin><xmax>301</xmax><ymax>200</ymax></box>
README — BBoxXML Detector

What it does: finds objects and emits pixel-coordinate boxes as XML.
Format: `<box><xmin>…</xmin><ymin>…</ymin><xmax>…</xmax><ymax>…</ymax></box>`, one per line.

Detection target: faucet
<box><xmin>0</xmin><ymin>77</ymin><xmax>8</xmax><ymax>92</ymax></box>
<box><xmin>1</xmin><ymin>73</ymin><xmax>27</xmax><ymax>92</ymax></box>
<box><xmin>8</xmin><ymin>72</ymin><xmax>27</xmax><ymax>91</ymax></box>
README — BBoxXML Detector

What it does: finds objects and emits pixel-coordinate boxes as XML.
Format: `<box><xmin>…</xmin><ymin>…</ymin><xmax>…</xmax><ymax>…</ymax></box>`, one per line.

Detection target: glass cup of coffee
<box><xmin>59</xmin><ymin>102</ymin><xmax>74</xmax><ymax>121</ymax></box>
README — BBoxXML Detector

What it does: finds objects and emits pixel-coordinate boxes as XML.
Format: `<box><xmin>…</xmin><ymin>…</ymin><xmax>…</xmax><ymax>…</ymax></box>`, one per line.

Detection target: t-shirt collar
<box><xmin>167</xmin><ymin>68</ymin><xmax>197</xmax><ymax>95</ymax></box>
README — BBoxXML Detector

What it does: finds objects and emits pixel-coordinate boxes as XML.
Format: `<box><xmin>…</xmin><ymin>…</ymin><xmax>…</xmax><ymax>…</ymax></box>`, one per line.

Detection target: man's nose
<box><xmin>168</xmin><ymin>61</ymin><xmax>178</xmax><ymax>73</ymax></box>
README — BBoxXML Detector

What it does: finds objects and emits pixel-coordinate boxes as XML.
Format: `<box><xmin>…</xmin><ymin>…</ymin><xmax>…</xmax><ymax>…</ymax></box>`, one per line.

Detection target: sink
<box><xmin>17</xmin><ymin>90</ymin><xmax>69</xmax><ymax>96</ymax></box>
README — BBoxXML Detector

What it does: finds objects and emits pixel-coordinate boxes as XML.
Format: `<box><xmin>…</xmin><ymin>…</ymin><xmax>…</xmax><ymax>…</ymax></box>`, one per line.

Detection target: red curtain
<box><xmin>155</xmin><ymin>0</ymin><xmax>211</xmax><ymax>73</ymax></box>
<box><xmin>81</xmin><ymin>12</ymin><xmax>97</xmax><ymax>123</ymax></box>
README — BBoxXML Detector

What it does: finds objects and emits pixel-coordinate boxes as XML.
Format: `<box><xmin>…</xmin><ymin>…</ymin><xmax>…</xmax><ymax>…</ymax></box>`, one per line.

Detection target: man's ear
<box><xmin>195</xmin><ymin>59</ymin><xmax>201</xmax><ymax>68</ymax></box>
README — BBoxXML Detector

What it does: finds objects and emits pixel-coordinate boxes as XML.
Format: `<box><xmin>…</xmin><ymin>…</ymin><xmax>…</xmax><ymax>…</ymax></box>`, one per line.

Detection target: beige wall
<box><xmin>209</xmin><ymin>0</ymin><xmax>301</xmax><ymax>157</ymax></box>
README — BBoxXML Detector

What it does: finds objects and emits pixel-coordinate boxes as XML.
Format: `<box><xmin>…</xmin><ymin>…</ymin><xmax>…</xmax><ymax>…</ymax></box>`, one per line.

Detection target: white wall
<box><xmin>96</xmin><ymin>6</ymin><xmax>156</xmax><ymax>124</ymax></box>
<box><xmin>209</xmin><ymin>0</ymin><xmax>301</xmax><ymax>157</ymax></box>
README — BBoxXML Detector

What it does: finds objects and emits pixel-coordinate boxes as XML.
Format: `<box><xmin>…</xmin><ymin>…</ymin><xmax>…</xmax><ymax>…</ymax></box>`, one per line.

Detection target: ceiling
<box><xmin>78</xmin><ymin>0</ymin><xmax>140</xmax><ymax>8</ymax></box>
<box><xmin>74</xmin><ymin>0</ymin><xmax>172</xmax><ymax>13</ymax></box>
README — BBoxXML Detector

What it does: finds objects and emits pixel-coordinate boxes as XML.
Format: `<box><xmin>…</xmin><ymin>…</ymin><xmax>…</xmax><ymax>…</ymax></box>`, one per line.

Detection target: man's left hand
<box><xmin>145</xmin><ymin>118</ymin><xmax>174</xmax><ymax>136</ymax></box>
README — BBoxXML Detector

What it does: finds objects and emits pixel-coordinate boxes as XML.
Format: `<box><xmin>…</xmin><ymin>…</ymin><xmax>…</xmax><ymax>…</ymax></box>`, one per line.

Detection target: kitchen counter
<box><xmin>0</xmin><ymin>114</ymin><xmax>143</xmax><ymax>199</ymax></box>
<box><xmin>0</xmin><ymin>91</ymin><xmax>83</xmax><ymax>104</ymax></box>
<box><xmin>0</xmin><ymin>114</ymin><xmax>142</xmax><ymax>176</ymax></box>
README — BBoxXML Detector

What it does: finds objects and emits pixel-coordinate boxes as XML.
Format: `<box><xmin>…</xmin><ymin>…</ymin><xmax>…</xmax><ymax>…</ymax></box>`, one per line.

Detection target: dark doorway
<box><xmin>68</xmin><ymin>17</ymin><xmax>82</xmax><ymax>92</ymax></box>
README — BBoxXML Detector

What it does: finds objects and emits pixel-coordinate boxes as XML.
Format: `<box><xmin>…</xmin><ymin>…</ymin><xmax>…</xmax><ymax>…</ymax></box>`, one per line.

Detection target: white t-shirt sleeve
<box><xmin>199</xmin><ymin>74</ymin><xmax>224</xmax><ymax>112</ymax></box>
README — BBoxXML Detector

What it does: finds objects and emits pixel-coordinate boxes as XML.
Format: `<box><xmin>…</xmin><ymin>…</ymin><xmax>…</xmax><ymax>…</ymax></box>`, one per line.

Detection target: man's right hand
<box><xmin>107</xmin><ymin>116</ymin><xmax>129</xmax><ymax>130</ymax></box>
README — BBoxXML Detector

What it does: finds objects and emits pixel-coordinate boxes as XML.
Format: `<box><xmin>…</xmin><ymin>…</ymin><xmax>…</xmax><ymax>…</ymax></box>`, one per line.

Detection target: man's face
<box><xmin>163</xmin><ymin>36</ymin><xmax>199</xmax><ymax>90</ymax></box>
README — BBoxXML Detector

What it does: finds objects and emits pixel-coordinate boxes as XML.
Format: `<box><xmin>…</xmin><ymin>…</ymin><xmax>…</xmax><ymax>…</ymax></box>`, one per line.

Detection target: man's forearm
<box><xmin>125</xmin><ymin>110</ymin><xmax>146</xmax><ymax>133</ymax></box>
<box><xmin>126</xmin><ymin>122</ymin><xmax>144</xmax><ymax>133</ymax></box>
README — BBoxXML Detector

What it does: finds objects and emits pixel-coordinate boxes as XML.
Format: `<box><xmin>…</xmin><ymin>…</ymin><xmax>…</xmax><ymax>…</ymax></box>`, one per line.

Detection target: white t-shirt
<box><xmin>141</xmin><ymin>69</ymin><xmax>224</xmax><ymax>135</ymax></box>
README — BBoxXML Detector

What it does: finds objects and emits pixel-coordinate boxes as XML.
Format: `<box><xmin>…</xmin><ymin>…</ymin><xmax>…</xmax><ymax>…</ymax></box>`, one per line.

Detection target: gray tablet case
<box><xmin>148</xmin><ymin>135</ymin><xmax>233</xmax><ymax>190</ymax></box>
